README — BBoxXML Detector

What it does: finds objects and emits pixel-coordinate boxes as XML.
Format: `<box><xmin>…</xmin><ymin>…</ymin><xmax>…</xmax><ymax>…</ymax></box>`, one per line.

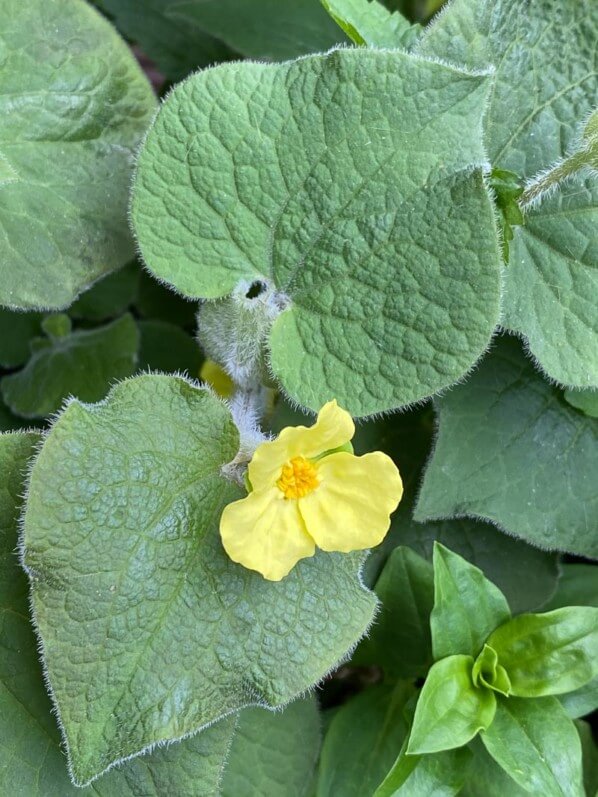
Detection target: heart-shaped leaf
<box><xmin>21</xmin><ymin>375</ymin><xmax>375</xmax><ymax>785</ymax></box>
<box><xmin>131</xmin><ymin>48</ymin><xmax>501</xmax><ymax>416</ymax></box>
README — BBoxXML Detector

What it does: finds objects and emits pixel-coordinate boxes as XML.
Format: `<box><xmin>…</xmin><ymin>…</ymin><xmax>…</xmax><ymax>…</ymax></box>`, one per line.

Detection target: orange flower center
<box><xmin>276</xmin><ymin>456</ymin><xmax>320</xmax><ymax>499</ymax></box>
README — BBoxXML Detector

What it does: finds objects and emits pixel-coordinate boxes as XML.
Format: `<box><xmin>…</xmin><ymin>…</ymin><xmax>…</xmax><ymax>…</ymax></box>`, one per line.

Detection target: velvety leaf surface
<box><xmin>0</xmin><ymin>431</ymin><xmax>243</xmax><ymax>796</ymax></box>
<box><xmin>96</xmin><ymin>0</ymin><xmax>234</xmax><ymax>83</ymax></box>
<box><xmin>481</xmin><ymin>697</ymin><xmax>584</xmax><ymax>797</ymax></box>
<box><xmin>398</xmin><ymin>515</ymin><xmax>559</xmax><ymax>614</ymax></box>
<box><xmin>0</xmin><ymin>309</ymin><xmax>42</xmax><ymax>368</ymax></box>
<box><xmin>222</xmin><ymin>698</ymin><xmax>321</xmax><ymax>797</ymax></box>
<box><xmin>316</xmin><ymin>682</ymin><xmax>412</xmax><ymax>797</ymax></box>
<box><xmin>70</xmin><ymin>263</ymin><xmax>140</xmax><ymax>323</ymax></box>
<box><xmin>132</xmin><ymin>48</ymin><xmax>501</xmax><ymax>416</ymax></box>
<box><xmin>415</xmin><ymin>337</ymin><xmax>598</xmax><ymax>558</ymax></box>
<box><xmin>167</xmin><ymin>0</ymin><xmax>346</xmax><ymax>61</ymax></box>
<box><xmin>21</xmin><ymin>376</ymin><xmax>376</xmax><ymax>784</ymax></box>
<box><xmin>138</xmin><ymin>321</ymin><xmax>201</xmax><ymax>375</ymax></box>
<box><xmin>408</xmin><ymin>655</ymin><xmax>496</xmax><ymax>754</ymax></box>
<box><xmin>430</xmin><ymin>544</ymin><xmax>510</xmax><ymax>660</ymax></box>
<box><xmin>503</xmin><ymin>175</ymin><xmax>598</xmax><ymax>388</ymax></box>
<box><xmin>1</xmin><ymin>315</ymin><xmax>140</xmax><ymax>418</ymax></box>
<box><xmin>321</xmin><ymin>0</ymin><xmax>419</xmax><ymax>47</ymax></box>
<box><xmin>417</xmin><ymin>0</ymin><xmax>598</xmax><ymax>387</ymax></box>
<box><xmin>354</xmin><ymin>546</ymin><xmax>434</xmax><ymax>678</ymax></box>
<box><xmin>0</xmin><ymin>0</ymin><xmax>156</xmax><ymax>310</ymax></box>
<box><xmin>374</xmin><ymin>743</ymin><xmax>471</xmax><ymax>797</ymax></box>
<box><xmin>487</xmin><ymin>608</ymin><xmax>598</xmax><ymax>697</ymax></box>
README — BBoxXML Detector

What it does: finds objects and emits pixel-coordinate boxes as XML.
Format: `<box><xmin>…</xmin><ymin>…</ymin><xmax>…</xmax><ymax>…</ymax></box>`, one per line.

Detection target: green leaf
<box><xmin>131</xmin><ymin>48</ymin><xmax>502</xmax><ymax>416</ymax></box>
<box><xmin>462</xmin><ymin>737</ymin><xmax>531</xmax><ymax>797</ymax></box>
<box><xmin>374</xmin><ymin>741</ymin><xmax>471</xmax><ymax>797</ymax></box>
<box><xmin>481</xmin><ymin>697</ymin><xmax>584</xmax><ymax>797</ymax></box>
<box><xmin>70</xmin><ymin>263</ymin><xmax>140</xmax><ymax>323</ymax></box>
<box><xmin>135</xmin><ymin>271</ymin><xmax>198</xmax><ymax>328</ymax></box>
<box><xmin>417</xmin><ymin>0</ymin><xmax>598</xmax><ymax>387</ymax></box>
<box><xmin>576</xmin><ymin>719</ymin><xmax>598</xmax><ymax>797</ymax></box>
<box><xmin>138</xmin><ymin>320</ymin><xmax>201</xmax><ymax>375</ymax></box>
<box><xmin>417</xmin><ymin>0</ymin><xmax>597</xmax><ymax>178</ymax></box>
<box><xmin>0</xmin><ymin>431</ymin><xmax>247</xmax><ymax>796</ymax></box>
<box><xmin>407</xmin><ymin>655</ymin><xmax>496</xmax><ymax>755</ymax></box>
<box><xmin>487</xmin><ymin>608</ymin><xmax>598</xmax><ymax>697</ymax></box>
<box><xmin>471</xmin><ymin>645</ymin><xmax>511</xmax><ymax>697</ymax></box>
<box><xmin>94</xmin><ymin>0</ymin><xmax>235</xmax><ymax>83</ymax></box>
<box><xmin>21</xmin><ymin>375</ymin><xmax>376</xmax><ymax>785</ymax></box>
<box><xmin>544</xmin><ymin>564</ymin><xmax>598</xmax><ymax>611</ymax></box>
<box><xmin>1</xmin><ymin>315</ymin><xmax>139</xmax><ymax>418</ymax></box>
<box><xmin>564</xmin><ymin>388</ymin><xmax>598</xmax><ymax>419</ymax></box>
<box><xmin>222</xmin><ymin>699</ymin><xmax>321</xmax><ymax>797</ymax></box>
<box><xmin>560</xmin><ymin>676</ymin><xmax>598</xmax><ymax>720</ymax></box>
<box><xmin>503</xmin><ymin>175</ymin><xmax>598</xmax><ymax>388</ymax></box>
<box><xmin>398</xmin><ymin>515</ymin><xmax>559</xmax><ymax>614</ymax></box>
<box><xmin>0</xmin><ymin>0</ymin><xmax>156</xmax><ymax>311</ymax></box>
<box><xmin>166</xmin><ymin>0</ymin><xmax>347</xmax><ymax>61</ymax></box>
<box><xmin>316</xmin><ymin>682</ymin><xmax>413</xmax><ymax>797</ymax></box>
<box><xmin>431</xmin><ymin>543</ymin><xmax>510</xmax><ymax>660</ymax></box>
<box><xmin>354</xmin><ymin>547</ymin><xmax>434</xmax><ymax>678</ymax></box>
<box><xmin>0</xmin><ymin>309</ymin><xmax>42</xmax><ymax>367</ymax></box>
<box><xmin>320</xmin><ymin>0</ymin><xmax>420</xmax><ymax>48</ymax></box>
<box><xmin>415</xmin><ymin>336</ymin><xmax>598</xmax><ymax>558</ymax></box>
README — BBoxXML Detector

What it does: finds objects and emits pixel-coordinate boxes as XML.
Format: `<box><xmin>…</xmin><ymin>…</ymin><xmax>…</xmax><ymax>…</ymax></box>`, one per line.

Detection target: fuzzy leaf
<box><xmin>21</xmin><ymin>376</ymin><xmax>375</xmax><ymax>784</ymax></box>
<box><xmin>431</xmin><ymin>544</ymin><xmax>510</xmax><ymax>660</ymax></box>
<box><xmin>0</xmin><ymin>0</ymin><xmax>156</xmax><ymax>310</ymax></box>
<box><xmin>481</xmin><ymin>697</ymin><xmax>584</xmax><ymax>797</ymax></box>
<box><xmin>564</xmin><ymin>388</ymin><xmax>598</xmax><ymax>419</ymax></box>
<box><xmin>1</xmin><ymin>315</ymin><xmax>139</xmax><ymax>419</ymax></box>
<box><xmin>415</xmin><ymin>337</ymin><xmax>598</xmax><ymax>558</ymax></box>
<box><xmin>407</xmin><ymin>655</ymin><xmax>496</xmax><ymax>755</ymax></box>
<box><xmin>417</xmin><ymin>0</ymin><xmax>598</xmax><ymax>387</ymax></box>
<box><xmin>131</xmin><ymin>48</ymin><xmax>501</xmax><ymax>416</ymax></box>
<box><xmin>70</xmin><ymin>263</ymin><xmax>140</xmax><ymax>323</ymax></box>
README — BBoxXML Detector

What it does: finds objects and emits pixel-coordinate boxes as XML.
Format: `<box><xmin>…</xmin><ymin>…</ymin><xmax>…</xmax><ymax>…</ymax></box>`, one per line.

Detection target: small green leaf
<box><xmin>320</xmin><ymin>0</ymin><xmax>420</xmax><ymax>48</ymax></box>
<box><xmin>431</xmin><ymin>544</ymin><xmax>511</xmax><ymax>660</ymax></box>
<box><xmin>22</xmin><ymin>375</ymin><xmax>376</xmax><ymax>785</ymax></box>
<box><xmin>407</xmin><ymin>655</ymin><xmax>496</xmax><ymax>755</ymax></box>
<box><xmin>481</xmin><ymin>697</ymin><xmax>584</xmax><ymax>797</ymax></box>
<box><xmin>222</xmin><ymin>699</ymin><xmax>321</xmax><ymax>797</ymax></box>
<box><xmin>416</xmin><ymin>337</ymin><xmax>598</xmax><ymax>558</ymax></box>
<box><xmin>374</xmin><ymin>740</ymin><xmax>471</xmax><ymax>797</ymax></box>
<box><xmin>132</xmin><ymin>48</ymin><xmax>501</xmax><ymax>416</ymax></box>
<box><xmin>354</xmin><ymin>546</ymin><xmax>434</xmax><ymax>678</ymax></box>
<box><xmin>1</xmin><ymin>314</ymin><xmax>139</xmax><ymax>418</ymax></box>
<box><xmin>0</xmin><ymin>0</ymin><xmax>156</xmax><ymax>310</ymax></box>
<box><xmin>487</xmin><ymin>608</ymin><xmax>598</xmax><ymax>697</ymax></box>
<box><xmin>472</xmin><ymin>645</ymin><xmax>511</xmax><ymax>697</ymax></box>
<box><xmin>316</xmin><ymin>682</ymin><xmax>413</xmax><ymax>797</ymax></box>
<box><xmin>564</xmin><ymin>388</ymin><xmax>598</xmax><ymax>419</ymax></box>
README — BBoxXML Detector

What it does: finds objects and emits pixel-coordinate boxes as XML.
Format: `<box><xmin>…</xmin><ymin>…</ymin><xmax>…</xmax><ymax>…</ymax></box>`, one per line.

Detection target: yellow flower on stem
<box><xmin>200</xmin><ymin>359</ymin><xmax>235</xmax><ymax>399</ymax></box>
<box><xmin>220</xmin><ymin>401</ymin><xmax>403</xmax><ymax>581</ymax></box>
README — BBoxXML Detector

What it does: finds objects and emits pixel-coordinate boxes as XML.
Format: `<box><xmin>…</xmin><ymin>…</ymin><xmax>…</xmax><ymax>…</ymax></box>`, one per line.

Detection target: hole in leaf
<box><xmin>245</xmin><ymin>281</ymin><xmax>267</xmax><ymax>299</ymax></box>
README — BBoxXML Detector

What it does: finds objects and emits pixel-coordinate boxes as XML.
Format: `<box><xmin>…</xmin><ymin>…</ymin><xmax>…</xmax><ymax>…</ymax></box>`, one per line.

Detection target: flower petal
<box><xmin>299</xmin><ymin>452</ymin><xmax>403</xmax><ymax>552</ymax></box>
<box><xmin>249</xmin><ymin>400</ymin><xmax>354</xmax><ymax>491</ymax></box>
<box><xmin>220</xmin><ymin>489</ymin><xmax>316</xmax><ymax>581</ymax></box>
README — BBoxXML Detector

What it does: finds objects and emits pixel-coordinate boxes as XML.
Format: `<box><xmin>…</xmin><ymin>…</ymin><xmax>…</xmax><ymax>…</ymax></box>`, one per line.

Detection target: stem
<box><xmin>521</xmin><ymin>148</ymin><xmax>596</xmax><ymax>207</ymax></box>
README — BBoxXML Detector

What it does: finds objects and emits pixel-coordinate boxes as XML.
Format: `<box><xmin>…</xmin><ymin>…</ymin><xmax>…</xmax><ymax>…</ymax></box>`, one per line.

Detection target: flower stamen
<box><xmin>277</xmin><ymin>456</ymin><xmax>320</xmax><ymax>499</ymax></box>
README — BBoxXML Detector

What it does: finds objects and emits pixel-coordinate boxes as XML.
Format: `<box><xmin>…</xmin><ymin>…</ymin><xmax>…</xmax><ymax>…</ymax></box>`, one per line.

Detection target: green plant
<box><xmin>0</xmin><ymin>0</ymin><xmax>596</xmax><ymax>794</ymax></box>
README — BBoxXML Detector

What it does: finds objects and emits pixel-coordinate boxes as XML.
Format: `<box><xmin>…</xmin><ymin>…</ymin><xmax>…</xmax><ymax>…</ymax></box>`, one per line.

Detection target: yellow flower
<box><xmin>220</xmin><ymin>400</ymin><xmax>403</xmax><ymax>581</ymax></box>
<box><xmin>200</xmin><ymin>359</ymin><xmax>235</xmax><ymax>398</ymax></box>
